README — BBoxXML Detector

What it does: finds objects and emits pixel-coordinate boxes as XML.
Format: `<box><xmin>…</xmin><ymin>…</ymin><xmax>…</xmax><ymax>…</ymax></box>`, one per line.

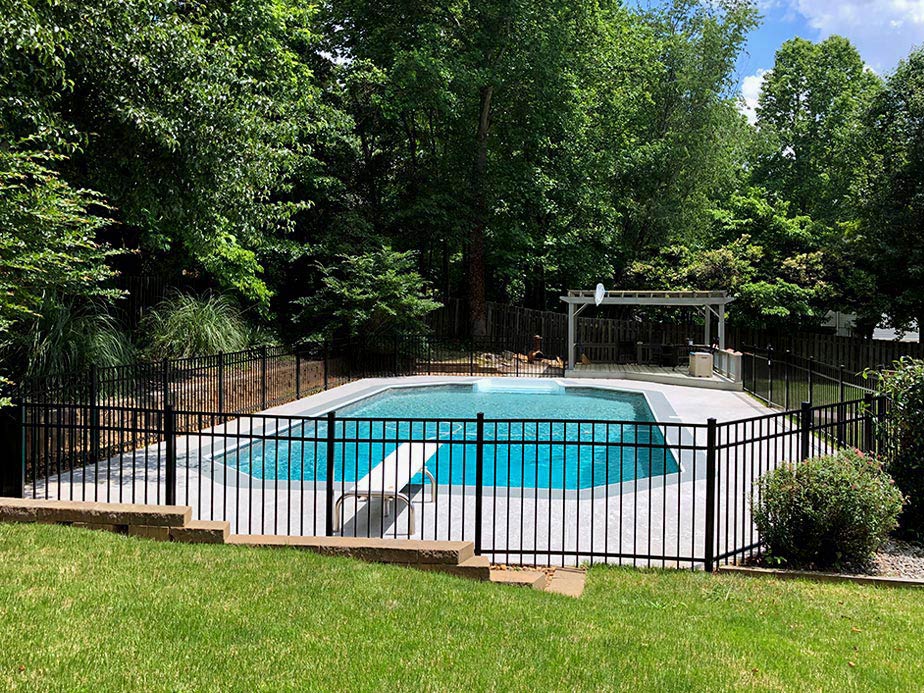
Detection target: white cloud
<box><xmin>739</xmin><ymin>69</ymin><xmax>768</xmax><ymax>125</ymax></box>
<box><xmin>788</xmin><ymin>0</ymin><xmax>924</xmax><ymax>71</ymax></box>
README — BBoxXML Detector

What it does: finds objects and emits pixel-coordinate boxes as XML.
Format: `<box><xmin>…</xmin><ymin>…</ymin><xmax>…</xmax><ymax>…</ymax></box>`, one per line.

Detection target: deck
<box><xmin>565</xmin><ymin>363</ymin><xmax>742</xmax><ymax>391</ymax></box>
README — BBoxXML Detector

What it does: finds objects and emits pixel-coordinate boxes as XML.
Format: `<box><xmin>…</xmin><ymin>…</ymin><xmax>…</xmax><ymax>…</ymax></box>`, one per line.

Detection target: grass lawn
<box><xmin>1</xmin><ymin>524</ymin><xmax>922</xmax><ymax>692</ymax></box>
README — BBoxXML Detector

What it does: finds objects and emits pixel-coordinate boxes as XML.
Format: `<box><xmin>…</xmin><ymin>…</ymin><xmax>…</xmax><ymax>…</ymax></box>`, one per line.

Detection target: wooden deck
<box><xmin>565</xmin><ymin>363</ymin><xmax>742</xmax><ymax>391</ymax></box>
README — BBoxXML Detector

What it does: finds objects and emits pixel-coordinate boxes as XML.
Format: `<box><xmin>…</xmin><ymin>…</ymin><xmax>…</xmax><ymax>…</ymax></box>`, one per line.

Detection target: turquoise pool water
<box><xmin>215</xmin><ymin>383</ymin><xmax>680</xmax><ymax>489</ymax></box>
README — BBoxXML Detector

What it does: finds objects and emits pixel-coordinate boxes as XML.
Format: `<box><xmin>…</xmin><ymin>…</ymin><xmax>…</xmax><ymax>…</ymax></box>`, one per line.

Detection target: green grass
<box><xmin>1</xmin><ymin>524</ymin><xmax>922</xmax><ymax>692</ymax></box>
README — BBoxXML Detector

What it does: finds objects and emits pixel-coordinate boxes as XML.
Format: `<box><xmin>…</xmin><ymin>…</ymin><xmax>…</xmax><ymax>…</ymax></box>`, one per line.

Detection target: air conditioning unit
<box><xmin>688</xmin><ymin>351</ymin><xmax>712</xmax><ymax>378</ymax></box>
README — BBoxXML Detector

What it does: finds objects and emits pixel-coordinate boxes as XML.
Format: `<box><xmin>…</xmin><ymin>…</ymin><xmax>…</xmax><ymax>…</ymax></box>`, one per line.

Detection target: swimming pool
<box><xmin>213</xmin><ymin>382</ymin><xmax>681</xmax><ymax>489</ymax></box>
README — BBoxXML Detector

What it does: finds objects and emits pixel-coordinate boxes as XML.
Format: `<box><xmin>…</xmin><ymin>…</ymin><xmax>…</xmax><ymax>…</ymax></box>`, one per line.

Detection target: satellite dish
<box><xmin>594</xmin><ymin>283</ymin><xmax>606</xmax><ymax>306</ymax></box>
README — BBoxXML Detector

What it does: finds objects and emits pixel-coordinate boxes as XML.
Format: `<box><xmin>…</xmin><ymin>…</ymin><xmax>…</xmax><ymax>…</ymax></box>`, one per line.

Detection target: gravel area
<box><xmin>745</xmin><ymin>539</ymin><xmax>924</xmax><ymax>580</ymax></box>
<box><xmin>872</xmin><ymin>539</ymin><xmax>924</xmax><ymax>579</ymax></box>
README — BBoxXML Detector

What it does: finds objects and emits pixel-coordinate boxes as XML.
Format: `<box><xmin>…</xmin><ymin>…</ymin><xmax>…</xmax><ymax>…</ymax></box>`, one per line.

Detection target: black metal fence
<box><xmin>741</xmin><ymin>347</ymin><xmax>877</xmax><ymax>410</ymax></box>
<box><xmin>16</xmin><ymin>335</ymin><xmax>566</xmax><ymax>412</ymax></box>
<box><xmin>1</xmin><ymin>392</ymin><xmax>885</xmax><ymax>571</ymax></box>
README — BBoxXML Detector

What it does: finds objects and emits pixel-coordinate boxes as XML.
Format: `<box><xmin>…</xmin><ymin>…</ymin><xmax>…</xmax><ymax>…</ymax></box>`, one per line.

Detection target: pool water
<box><xmin>214</xmin><ymin>384</ymin><xmax>681</xmax><ymax>489</ymax></box>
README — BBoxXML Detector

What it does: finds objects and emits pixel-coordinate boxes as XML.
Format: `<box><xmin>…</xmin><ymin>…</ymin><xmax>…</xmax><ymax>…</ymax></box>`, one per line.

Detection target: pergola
<box><xmin>560</xmin><ymin>290</ymin><xmax>735</xmax><ymax>369</ymax></box>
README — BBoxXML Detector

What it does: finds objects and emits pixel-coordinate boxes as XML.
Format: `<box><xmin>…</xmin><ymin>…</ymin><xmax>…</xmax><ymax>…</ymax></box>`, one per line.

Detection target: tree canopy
<box><xmin>2</xmin><ymin>0</ymin><xmax>922</xmax><ymax>383</ymax></box>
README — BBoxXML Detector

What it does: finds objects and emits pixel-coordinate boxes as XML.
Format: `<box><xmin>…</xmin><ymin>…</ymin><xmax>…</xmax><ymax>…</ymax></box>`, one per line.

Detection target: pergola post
<box><xmin>718</xmin><ymin>303</ymin><xmax>725</xmax><ymax>350</ymax></box>
<box><xmin>703</xmin><ymin>305</ymin><xmax>711</xmax><ymax>347</ymax></box>
<box><xmin>567</xmin><ymin>302</ymin><xmax>575</xmax><ymax>370</ymax></box>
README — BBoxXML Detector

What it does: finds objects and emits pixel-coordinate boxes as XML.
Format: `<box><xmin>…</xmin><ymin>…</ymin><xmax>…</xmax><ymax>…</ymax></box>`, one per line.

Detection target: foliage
<box><xmin>140</xmin><ymin>293</ymin><xmax>250</xmax><ymax>359</ymax></box>
<box><xmin>20</xmin><ymin>297</ymin><xmax>134</xmax><ymax>379</ymax></box>
<box><xmin>295</xmin><ymin>248</ymin><xmax>442</xmax><ymax>339</ymax></box>
<box><xmin>752</xmin><ymin>450</ymin><xmax>903</xmax><ymax>570</ymax></box>
<box><xmin>868</xmin><ymin>357</ymin><xmax>924</xmax><ymax>540</ymax></box>
<box><xmin>4</xmin><ymin>0</ymin><xmax>924</xmax><ymax>350</ymax></box>
<box><xmin>626</xmin><ymin>187</ymin><xmax>838</xmax><ymax>326</ymax></box>
<box><xmin>752</xmin><ymin>36</ymin><xmax>881</xmax><ymax>224</ymax></box>
<box><xmin>4</xmin><ymin>0</ymin><xmax>328</xmax><ymax>306</ymax></box>
<box><xmin>856</xmin><ymin>48</ymin><xmax>924</xmax><ymax>334</ymax></box>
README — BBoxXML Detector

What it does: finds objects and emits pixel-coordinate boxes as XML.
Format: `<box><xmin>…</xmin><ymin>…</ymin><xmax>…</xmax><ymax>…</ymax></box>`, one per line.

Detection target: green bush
<box><xmin>23</xmin><ymin>298</ymin><xmax>135</xmax><ymax>378</ymax></box>
<box><xmin>870</xmin><ymin>358</ymin><xmax>924</xmax><ymax>541</ymax></box>
<box><xmin>752</xmin><ymin>450</ymin><xmax>903</xmax><ymax>570</ymax></box>
<box><xmin>140</xmin><ymin>292</ymin><xmax>250</xmax><ymax>358</ymax></box>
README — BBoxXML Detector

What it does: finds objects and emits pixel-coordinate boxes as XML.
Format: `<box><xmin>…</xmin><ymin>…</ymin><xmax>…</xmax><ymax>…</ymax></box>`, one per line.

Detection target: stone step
<box><xmin>489</xmin><ymin>569</ymin><xmax>548</xmax><ymax>590</ymax></box>
<box><xmin>228</xmin><ymin>534</ymin><xmax>474</xmax><ymax>565</ymax></box>
<box><xmin>417</xmin><ymin>556</ymin><xmax>491</xmax><ymax>581</ymax></box>
<box><xmin>545</xmin><ymin>567</ymin><xmax>586</xmax><ymax>598</ymax></box>
<box><xmin>0</xmin><ymin>498</ymin><xmax>190</xmax><ymax>527</ymax></box>
<box><xmin>170</xmin><ymin>520</ymin><xmax>230</xmax><ymax>544</ymax></box>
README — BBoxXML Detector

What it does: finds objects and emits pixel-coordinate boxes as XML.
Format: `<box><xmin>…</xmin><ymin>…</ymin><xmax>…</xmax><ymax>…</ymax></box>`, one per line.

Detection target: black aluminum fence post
<box><xmin>0</xmin><ymin>402</ymin><xmax>25</xmax><ymax>498</ymax></box>
<box><xmin>704</xmin><ymin>418</ymin><xmax>717</xmax><ymax>572</ymax></box>
<box><xmin>294</xmin><ymin>348</ymin><xmax>301</xmax><ymax>400</ymax></box>
<box><xmin>164</xmin><ymin>404</ymin><xmax>177</xmax><ymax>506</ymax></box>
<box><xmin>217</xmin><ymin>352</ymin><xmax>225</xmax><ymax>413</ymax></box>
<box><xmin>784</xmin><ymin>350</ymin><xmax>791</xmax><ymax>411</ymax></box>
<box><xmin>325</xmin><ymin>411</ymin><xmax>336</xmax><ymax>536</ymax></box>
<box><xmin>863</xmin><ymin>393</ymin><xmax>874</xmax><ymax>454</ymax></box>
<box><xmin>875</xmin><ymin>395</ymin><xmax>887</xmax><ymax>457</ymax></box>
<box><xmin>767</xmin><ymin>346</ymin><xmax>774</xmax><ymax>406</ymax></box>
<box><xmin>393</xmin><ymin>335</ymin><xmax>400</xmax><ymax>377</ymax></box>
<box><xmin>89</xmin><ymin>365</ymin><xmax>100</xmax><ymax>465</ymax></box>
<box><xmin>837</xmin><ymin>364</ymin><xmax>846</xmax><ymax>445</ymax></box>
<box><xmin>322</xmin><ymin>340</ymin><xmax>329</xmax><ymax>391</ymax></box>
<box><xmin>161</xmin><ymin>357</ymin><xmax>170</xmax><ymax>407</ymax></box>
<box><xmin>261</xmin><ymin>345</ymin><xmax>268</xmax><ymax>409</ymax></box>
<box><xmin>808</xmin><ymin>356</ymin><xmax>815</xmax><ymax>405</ymax></box>
<box><xmin>800</xmin><ymin>401</ymin><xmax>812</xmax><ymax>461</ymax></box>
<box><xmin>474</xmin><ymin>412</ymin><xmax>485</xmax><ymax>556</ymax></box>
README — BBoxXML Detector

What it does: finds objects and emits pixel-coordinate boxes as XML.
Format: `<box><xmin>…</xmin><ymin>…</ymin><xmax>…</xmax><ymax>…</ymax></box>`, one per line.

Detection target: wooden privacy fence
<box><xmin>431</xmin><ymin>298</ymin><xmax>923</xmax><ymax>372</ymax></box>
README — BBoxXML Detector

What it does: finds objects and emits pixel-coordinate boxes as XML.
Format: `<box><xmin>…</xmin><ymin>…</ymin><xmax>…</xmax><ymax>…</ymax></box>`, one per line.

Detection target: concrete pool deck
<box><xmin>29</xmin><ymin>376</ymin><xmax>788</xmax><ymax>568</ymax></box>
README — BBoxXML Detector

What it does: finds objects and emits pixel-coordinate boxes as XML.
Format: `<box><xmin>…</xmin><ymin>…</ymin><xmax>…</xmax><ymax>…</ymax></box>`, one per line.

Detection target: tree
<box><xmin>858</xmin><ymin>48</ymin><xmax>924</xmax><ymax>339</ymax></box>
<box><xmin>626</xmin><ymin>187</ymin><xmax>839</xmax><ymax>327</ymax></box>
<box><xmin>294</xmin><ymin>248</ymin><xmax>442</xmax><ymax>339</ymax></box>
<box><xmin>753</xmin><ymin>36</ymin><xmax>881</xmax><ymax>224</ymax></box>
<box><xmin>0</xmin><ymin>1</ymin><xmax>118</xmax><ymax>392</ymax></box>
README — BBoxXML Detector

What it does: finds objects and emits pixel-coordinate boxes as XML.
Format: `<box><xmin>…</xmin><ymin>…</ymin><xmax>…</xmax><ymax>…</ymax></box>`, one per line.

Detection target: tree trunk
<box><xmin>469</xmin><ymin>84</ymin><xmax>493</xmax><ymax>338</ymax></box>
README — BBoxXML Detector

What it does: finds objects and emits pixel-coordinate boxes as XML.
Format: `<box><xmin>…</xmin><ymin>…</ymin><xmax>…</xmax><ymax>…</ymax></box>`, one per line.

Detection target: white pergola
<box><xmin>560</xmin><ymin>290</ymin><xmax>735</xmax><ymax>369</ymax></box>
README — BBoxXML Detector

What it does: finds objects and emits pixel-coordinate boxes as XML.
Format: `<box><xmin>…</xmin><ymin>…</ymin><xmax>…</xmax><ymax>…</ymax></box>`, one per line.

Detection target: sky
<box><xmin>735</xmin><ymin>0</ymin><xmax>924</xmax><ymax>122</ymax></box>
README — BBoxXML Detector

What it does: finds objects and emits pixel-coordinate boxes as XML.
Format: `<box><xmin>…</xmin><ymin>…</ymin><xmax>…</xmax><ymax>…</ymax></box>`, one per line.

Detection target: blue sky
<box><xmin>735</xmin><ymin>0</ymin><xmax>924</xmax><ymax>121</ymax></box>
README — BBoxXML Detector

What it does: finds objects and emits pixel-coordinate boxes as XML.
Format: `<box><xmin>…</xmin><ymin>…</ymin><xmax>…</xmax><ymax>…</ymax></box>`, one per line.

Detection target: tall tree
<box><xmin>753</xmin><ymin>36</ymin><xmax>881</xmax><ymax>224</ymax></box>
<box><xmin>858</xmin><ymin>48</ymin><xmax>924</xmax><ymax>339</ymax></box>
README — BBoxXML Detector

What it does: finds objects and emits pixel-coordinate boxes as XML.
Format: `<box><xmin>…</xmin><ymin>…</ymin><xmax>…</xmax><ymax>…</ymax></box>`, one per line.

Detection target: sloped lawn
<box><xmin>0</xmin><ymin>523</ymin><xmax>921</xmax><ymax>691</ymax></box>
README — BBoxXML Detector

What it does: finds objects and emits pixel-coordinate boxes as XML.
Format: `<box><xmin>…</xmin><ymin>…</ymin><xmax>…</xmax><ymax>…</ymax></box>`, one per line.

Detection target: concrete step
<box><xmin>0</xmin><ymin>497</ymin><xmax>191</xmax><ymax>527</ymax></box>
<box><xmin>545</xmin><ymin>567</ymin><xmax>586</xmax><ymax>598</ymax></box>
<box><xmin>228</xmin><ymin>535</ymin><xmax>474</xmax><ymax>566</ymax></box>
<box><xmin>418</xmin><ymin>556</ymin><xmax>491</xmax><ymax>581</ymax></box>
<box><xmin>489</xmin><ymin>569</ymin><xmax>548</xmax><ymax>590</ymax></box>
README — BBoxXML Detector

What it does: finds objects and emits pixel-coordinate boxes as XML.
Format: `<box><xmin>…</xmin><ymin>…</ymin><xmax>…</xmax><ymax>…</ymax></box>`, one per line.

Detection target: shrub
<box><xmin>752</xmin><ymin>449</ymin><xmax>903</xmax><ymax>570</ymax></box>
<box><xmin>23</xmin><ymin>297</ymin><xmax>135</xmax><ymax>378</ymax></box>
<box><xmin>141</xmin><ymin>292</ymin><xmax>250</xmax><ymax>358</ymax></box>
<box><xmin>294</xmin><ymin>248</ymin><xmax>442</xmax><ymax>339</ymax></box>
<box><xmin>869</xmin><ymin>358</ymin><xmax>924</xmax><ymax>541</ymax></box>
